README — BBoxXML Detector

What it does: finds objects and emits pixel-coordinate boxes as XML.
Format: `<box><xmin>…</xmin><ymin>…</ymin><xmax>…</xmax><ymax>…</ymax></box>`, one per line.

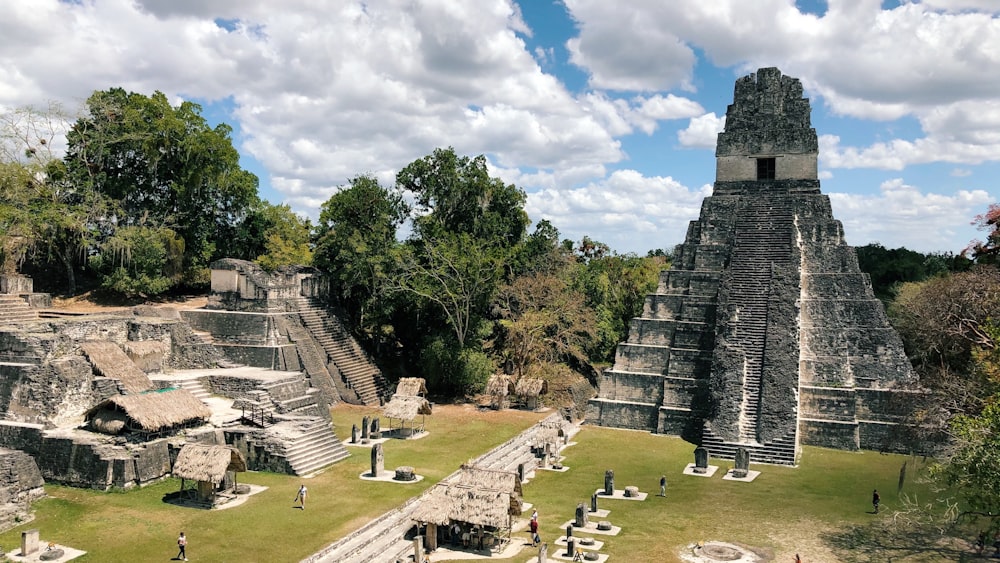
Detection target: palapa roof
<box><xmin>456</xmin><ymin>465</ymin><xmax>522</xmax><ymax>497</ymax></box>
<box><xmin>394</xmin><ymin>377</ymin><xmax>427</xmax><ymax>397</ymax></box>
<box><xmin>122</xmin><ymin>340</ymin><xmax>168</xmax><ymax>357</ymax></box>
<box><xmin>485</xmin><ymin>374</ymin><xmax>514</xmax><ymax>397</ymax></box>
<box><xmin>80</xmin><ymin>341</ymin><xmax>154</xmax><ymax>393</ymax></box>
<box><xmin>514</xmin><ymin>378</ymin><xmax>548</xmax><ymax>397</ymax></box>
<box><xmin>172</xmin><ymin>444</ymin><xmax>247</xmax><ymax>484</ymax></box>
<box><xmin>382</xmin><ymin>395</ymin><xmax>432</xmax><ymax>421</ymax></box>
<box><xmin>411</xmin><ymin>483</ymin><xmax>521</xmax><ymax>528</ymax></box>
<box><xmin>85</xmin><ymin>389</ymin><xmax>212</xmax><ymax>434</ymax></box>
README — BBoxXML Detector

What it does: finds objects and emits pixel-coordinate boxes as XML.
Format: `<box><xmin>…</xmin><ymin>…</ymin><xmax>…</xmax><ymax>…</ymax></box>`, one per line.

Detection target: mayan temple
<box><xmin>586</xmin><ymin>68</ymin><xmax>919</xmax><ymax>465</ymax></box>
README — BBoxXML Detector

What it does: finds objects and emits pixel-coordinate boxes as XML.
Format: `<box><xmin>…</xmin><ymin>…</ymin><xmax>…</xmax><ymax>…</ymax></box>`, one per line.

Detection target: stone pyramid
<box><xmin>586</xmin><ymin>68</ymin><xmax>919</xmax><ymax>465</ymax></box>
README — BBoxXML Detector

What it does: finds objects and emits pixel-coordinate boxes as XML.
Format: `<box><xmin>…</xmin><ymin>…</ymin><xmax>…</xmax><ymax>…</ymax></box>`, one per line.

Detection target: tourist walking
<box><xmin>530</xmin><ymin>517</ymin><xmax>540</xmax><ymax>546</ymax></box>
<box><xmin>295</xmin><ymin>484</ymin><xmax>307</xmax><ymax>509</ymax></box>
<box><xmin>176</xmin><ymin>531</ymin><xmax>188</xmax><ymax>561</ymax></box>
<box><xmin>659</xmin><ymin>475</ymin><xmax>667</xmax><ymax>496</ymax></box>
<box><xmin>871</xmin><ymin>489</ymin><xmax>880</xmax><ymax>513</ymax></box>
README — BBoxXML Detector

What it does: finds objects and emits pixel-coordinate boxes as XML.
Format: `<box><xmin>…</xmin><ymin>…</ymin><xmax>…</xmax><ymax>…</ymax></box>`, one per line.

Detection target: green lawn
<box><xmin>0</xmin><ymin>405</ymin><xmax>543</xmax><ymax>562</ymax></box>
<box><xmin>0</xmin><ymin>409</ymin><xmax>963</xmax><ymax>562</ymax></box>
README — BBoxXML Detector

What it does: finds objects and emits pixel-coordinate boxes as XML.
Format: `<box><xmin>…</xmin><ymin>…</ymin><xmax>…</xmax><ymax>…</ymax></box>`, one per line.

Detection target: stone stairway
<box><xmin>275</xmin><ymin>316</ymin><xmax>342</xmax><ymax>406</ymax></box>
<box><xmin>175</xmin><ymin>379</ymin><xmax>212</xmax><ymax>402</ymax></box>
<box><xmin>0</xmin><ymin>295</ymin><xmax>37</xmax><ymax>324</ymax></box>
<box><xmin>295</xmin><ymin>297</ymin><xmax>390</xmax><ymax>406</ymax></box>
<box><xmin>725</xmin><ymin>194</ymin><xmax>794</xmax><ymax>442</ymax></box>
<box><xmin>284</xmin><ymin>418</ymin><xmax>350</xmax><ymax>476</ymax></box>
<box><xmin>700</xmin><ymin>426</ymin><xmax>797</xmax><ymax>465</ymax></box>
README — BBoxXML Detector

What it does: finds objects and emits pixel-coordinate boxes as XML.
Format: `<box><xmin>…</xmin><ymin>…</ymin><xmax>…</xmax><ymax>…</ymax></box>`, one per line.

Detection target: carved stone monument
<box><xmin>604</xmin><ymin>469</ymin><xmax>614</xmax><ymax>495</ymax></box>
<box><xmin>575</xmin><ymin>502</ymin><xmax>588</xmax><ymax>528</ymax></box>
<box><xmin>566</xmin><ymin>538</ymin><xmax>575</xmax><ymax>558</ymax></box>
<box><xmin>371</xmin><ymin>416</ymin><xmax>381</xmax><ymax>439</ymax></box>
<box><xmin>694</xmin><ymin>447</ymin><xmax>709</xmax><ymax>474</ymax></box>
<box><xmin>394</xmin><ymin>466</ymin><xmax>415</xmax><ymax>481</ymax></box>
<box><xmin>586</xmin><ymin>67</ymin><xmax>921</xmax><ymax>465</ymax></box>
<box><xmin>590</xmin><ymin>492</ymin><xmax>598</xmax><ymax>513</ymax></box>
<box><xmin>351</xmin><ymin>424</ymin><xmax>358</xmax><ymax>444</ymax></box>
<box><xmin>362</xmin><ymin>415</ymin><xmax>370</xmax><ymax>442</ymax></box>
<box><xmin>370</xmin><ymin>442</ymin><xmax>384</xmax><ymax>477</ymax></box>
<box><xmin>734</xmin><ymin>447</ymin><xmax>750</xmax><ymax>478</ymax></box>
<box><xmin>21</xmin><ymin>529</ymin><xmax>39</xmax><ymax>556</ymax></box>
<box><xmin>624</xmin><ymin>485</ymin><xmax>639</xmax><ymax>498</ymax></box>
<box><xmin>538</xmin><ymin>542</ymin><xmax>548</xmax><ymax>563</ymax></box>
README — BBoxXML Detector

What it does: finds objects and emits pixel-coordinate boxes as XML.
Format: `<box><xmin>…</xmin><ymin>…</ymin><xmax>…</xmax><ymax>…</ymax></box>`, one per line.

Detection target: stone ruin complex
<box><xmin>0</xmin><ymin>260</ymin><xmax>392</xmax><ymax>526</ymax></box>
<box><xmin>587</xmin><ymin>68</ymin><xmax>920</xmax><ymax>465</ymax></box>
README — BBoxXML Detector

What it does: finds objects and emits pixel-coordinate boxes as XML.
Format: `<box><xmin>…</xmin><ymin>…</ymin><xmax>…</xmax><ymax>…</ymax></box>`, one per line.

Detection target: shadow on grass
<box><xmin>823</xmin><ymin>519</ymin><xmax>978</xmax><ymax>562</ymax></box>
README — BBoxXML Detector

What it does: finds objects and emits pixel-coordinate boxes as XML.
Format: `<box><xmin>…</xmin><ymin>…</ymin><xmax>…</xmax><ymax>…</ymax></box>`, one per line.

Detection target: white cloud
<box><xmin>678</xmin><ymin>113</ymin><xmax>726</xmax><ymax>148</ymax></box>
<box><xmin>526</xmin><ymin>169</ymin><xmax>711</xmax><ymax>252</ymax></box>
<box><xmin>829</xmin><ymin>179</ymin><xmax>992</xmax><ymax>252</ymax></box>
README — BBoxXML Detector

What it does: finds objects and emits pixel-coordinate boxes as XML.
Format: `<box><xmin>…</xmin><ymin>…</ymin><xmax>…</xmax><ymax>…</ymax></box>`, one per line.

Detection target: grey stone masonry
<box><xmin>587</xmin><ymin>68</ymin><xmax>920</xmax><ymax>464</ymax></box>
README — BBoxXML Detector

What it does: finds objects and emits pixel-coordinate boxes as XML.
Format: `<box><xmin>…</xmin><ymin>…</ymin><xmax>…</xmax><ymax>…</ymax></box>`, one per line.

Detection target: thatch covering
<box><xmin>173</xmin><ymin>444</ymin><xmax>247</xmax><ymax>484</ymax></box>
<box><xmin>514</xmin><ymin>378</ymin><xmax>548</xmax><ymax>397</ymax></box>
<box><xmin>411</xmin><ymin>484</ymin><xmax>521</xmax><ymax>528</ymax></box>
<box><xmin>456</xmin><ymin>465</ymin><xmax>522</xmax><ymax>497</ymax></box>
<box><xmin>122</xmin><ymin>340</ymin><xmax>168</xmax><ymax>357</ymax></box>
<box><xmin>486</xmin><ymin>374</ymin><xmax>514</xmax><ymax>397</ymax></box>
<box><xmin>382</xmin><ymin>395</ymin><xmax>432</xmax><ymax>421</ymax></box>
<box><xmin>394</xmin><ymin>377</ymin><xmax>427</xmax><ymax>397</ymax></box>
<box><xmin>411</xmin><ymin>465</ymin><xmax>523</xmax><ymax>527</ymax></box>
<box><xmin>80</xmin><ymin>341</ymin><xmax>154</xmax><ymax>393</ymax></box>
<box><xmin>85</xmin><ymin>389</ymin><xmax>212</xmax><ymax>434</ymax></box>
<box><xmin>87</xmin><ymin>409</ymin><xmax>127</xmax><ymax>434</ymax></box>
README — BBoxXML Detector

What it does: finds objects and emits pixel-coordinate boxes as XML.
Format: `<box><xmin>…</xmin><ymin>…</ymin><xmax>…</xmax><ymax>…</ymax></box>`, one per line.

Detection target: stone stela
<box><xmin>370</xmin><ymin>442</ymin><xmax>384</xmax><ymax>477</ymax></box>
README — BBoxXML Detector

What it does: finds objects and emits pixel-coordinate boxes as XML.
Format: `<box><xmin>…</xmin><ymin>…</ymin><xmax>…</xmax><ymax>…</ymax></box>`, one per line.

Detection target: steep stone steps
<box><xmin>285</xmin><ymin>420</ymin><xmax>350</xmax><ymax>476</ymax></box>
<box><xmin>175</xmin><ymin>378</ymin><xmax>212</xmax><ymax>402</ymax></box>
<box><xmin>700</xmin><ymin>427</ymin><xmax>797</xmax><ymax>465</ymax></box>
<box><xmin>0</xmin><ymin>296</ymin><xmax>38</xmax><ymax>324</ymax></box>
<box><xmin>295</xmin><ymin>297</ymin><xmax>389</xmax><ymax>406</ymax></box>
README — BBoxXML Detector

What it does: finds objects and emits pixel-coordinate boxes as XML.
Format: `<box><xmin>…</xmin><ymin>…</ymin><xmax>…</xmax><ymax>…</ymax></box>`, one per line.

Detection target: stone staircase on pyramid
<box><xmin>295</xmin><ymin>297</ymin><xmax>390</xmax><ymax>406</ymax></box>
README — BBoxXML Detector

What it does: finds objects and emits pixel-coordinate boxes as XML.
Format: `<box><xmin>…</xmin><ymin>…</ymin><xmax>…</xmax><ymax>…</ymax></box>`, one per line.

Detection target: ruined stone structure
<box><xmin>587</xmin><ymin>68</ymin><xmax>919</xmax><ymax>464</ymax></box>
<box><xmin>182</xmin><ymin>259</ymin><xmax>391</xmax><ymax>406</ymax></box>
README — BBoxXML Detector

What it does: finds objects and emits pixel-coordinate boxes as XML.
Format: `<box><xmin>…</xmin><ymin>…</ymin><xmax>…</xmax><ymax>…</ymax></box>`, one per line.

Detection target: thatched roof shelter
<box><xmin>486</xmin><ymin>374</ymin><xmax>514</xmax><ymax>409</ymax></box>
<box><xmin>515</xmin><ymin>378</ymin><xmax>548</xmax><ymax>398</ymax></box>
<box><xmin>411</xmin><ymin>484</ymin><xmax>521</xmax><ymax>528</ymax></box>
<box><xmin>80</xmin><ymin>341</ymin><xmax>154</xmax><ymax>393</ymax></box>
<box><xmin>382</xmin><ymin>395</ymin><xmax>432</xmax><ymax>421</ymax></box>
<box><xmin>394</xmin><ymin>377</ymin><xmax>427</xmax><ymax>397</ymax></box>
<box><xmin>85</xmin><ymin>389</ymin><xmax>212</xmax><ymax>435</ymax></box>
<box><xmin>173</xmin><ymin>444</ymin><xmax>247</xmax><ymax>484</ymax></box>
<box><xmin>411</xmin><ymin>465</ymin><xmax>523</xmax><ymax>529</ymax></box>
<box><xmin>456</xmin><ymin>465</ymin><xmax>522</xmax><ymax>498</ymax></box>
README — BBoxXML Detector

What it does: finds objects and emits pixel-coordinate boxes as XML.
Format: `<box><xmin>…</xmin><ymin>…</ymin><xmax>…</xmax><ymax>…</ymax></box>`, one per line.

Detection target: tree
<box><xmin>64</xmin><ymin>88</ymin><xmax>259</xmax><ymax>283</ymax></box>
<box><xmin>314</xmin><ymin>175</ymin><xmax>407</xmax><ymax>329</ymax></box>
<box><xmin>395</xmin><ymin>232</ymin><xmax>504</xmax><ymax>349</ymax></box>
<box><xmin>966</xmin><ymin>203</ymin><xmax>1000</xmax><ymax>264</ymax></box>
<box><xmin>0</xmin><ymin>104</ymin><xmax>106</xmax><ymax>292</ymax></box>
<box><xmin>89</xmin><ymin>225</ymin><xmax>184</xmax><ymax>297</ymax></box>
<box><xmin>492</xmin><ymin>272</ymin><xmax>596</xmax><ymax>379</ymax></box>
<box><xmin>397</xmin><ymin>147</ymin><xmax>528</xmax><ymax>246</ymax></box>
<box><xmin>254</xmin><ymin>203</ymin><xmax>313</xmax><ymax>271</ymax></box>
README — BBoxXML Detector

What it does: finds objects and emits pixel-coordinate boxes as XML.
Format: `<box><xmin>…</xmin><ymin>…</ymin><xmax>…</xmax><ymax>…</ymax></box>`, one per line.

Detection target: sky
<box><xmin>1</xmin><ymin>0</ymin><xmax>998</xmax><ymax>256</ymax></box>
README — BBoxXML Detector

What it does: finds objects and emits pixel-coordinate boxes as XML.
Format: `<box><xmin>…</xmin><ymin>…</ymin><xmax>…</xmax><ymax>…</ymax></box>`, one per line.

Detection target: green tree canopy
<box><xmin>314</xmin><ymin>175</ymin><xmax>408</xmax><ymax>329</ymax></box>
<box><xmin>64</xmin><ymin>88</ymin><xmax>259</xmax><ymax>283</ymax></box>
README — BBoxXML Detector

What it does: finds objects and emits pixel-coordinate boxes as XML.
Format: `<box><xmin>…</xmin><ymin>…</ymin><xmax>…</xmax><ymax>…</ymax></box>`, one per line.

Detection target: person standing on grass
<box><xmin>659</xmin><ymin>475</ymin><xmax>667</xmax><ymax>497</ymax></box>
<box><xmin>871</xmin><ymin>489</ymin><xmax>880</xmax><ymax>513</ymax></box>
<box><xmin>176</xmin><ymin>531</ymin><xmax>188</xmax><ymax>561</ymax></box>
<box><xmin>295</xmin><ymin>484</ymin><xmax>307</xmax><ymax>509</ymax></box>
<box><xmin>530</xmin><ymin>517</ymin><xmax>539</xmax><ymax>546</ymax></box>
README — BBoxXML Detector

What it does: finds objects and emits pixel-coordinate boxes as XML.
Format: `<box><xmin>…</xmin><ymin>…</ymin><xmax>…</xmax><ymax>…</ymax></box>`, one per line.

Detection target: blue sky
<box><xmin>2</xmin><ymin>0</ymin><xmax>998</xmax><ymax>255</ymax></box>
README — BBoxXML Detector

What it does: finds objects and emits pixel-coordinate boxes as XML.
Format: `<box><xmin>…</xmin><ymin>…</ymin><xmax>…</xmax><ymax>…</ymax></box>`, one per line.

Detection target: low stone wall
<box><xmin>586</xmin><ymin>398</ymin><xmax>658</xmax><ymax>430</ymax></box>
<box><xmin>799</xmin><ymin>418</ymin><xmax>858</xmax><ymax>450</ymax></box>
<box><xmin>224</xmin><ymin>428</ymin><xmax>293</xmax><ymax>474</ymax></box>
